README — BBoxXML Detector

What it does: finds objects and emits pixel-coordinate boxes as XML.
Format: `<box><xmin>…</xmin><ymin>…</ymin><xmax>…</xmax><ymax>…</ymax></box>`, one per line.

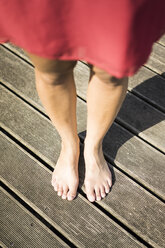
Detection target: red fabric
<box><xmin>0</xmin><ymin>0</ymin><xmax>165</xmax><ymax>77</ymax></box>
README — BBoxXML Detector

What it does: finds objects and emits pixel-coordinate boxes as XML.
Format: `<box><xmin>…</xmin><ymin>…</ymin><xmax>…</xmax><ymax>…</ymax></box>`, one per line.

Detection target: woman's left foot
<box><xmin>84</xmin><ymin>140</ymin><xmax>112</xmax><ymax>202</ymax></box>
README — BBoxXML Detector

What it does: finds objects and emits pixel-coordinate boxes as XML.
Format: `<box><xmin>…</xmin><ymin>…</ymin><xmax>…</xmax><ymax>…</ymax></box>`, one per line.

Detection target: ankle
<box><xmin>61</xmin><ymin>136</ymin><xmax>80</xmax><ymax>150</ymax></box>
<box><xmin>84</xmin><ymin>137</ymin><xmax>103</xmax><ymax>152</ymax></box>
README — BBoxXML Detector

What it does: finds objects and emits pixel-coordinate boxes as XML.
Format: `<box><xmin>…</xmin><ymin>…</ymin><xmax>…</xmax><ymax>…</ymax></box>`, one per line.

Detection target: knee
<box><xmin>37</xmin><ymin>70</ymin><xmax>72</xmax><ymax>86</ymax></box>
<box><xmin>91</xmin><ymin>65</ymin><xmax>127</xmax><ymax>87</ymax></box>
<box><xmin>35</xmin><ymin>60</ymin><xmax>77</xmax><ymax>86</ymax></box>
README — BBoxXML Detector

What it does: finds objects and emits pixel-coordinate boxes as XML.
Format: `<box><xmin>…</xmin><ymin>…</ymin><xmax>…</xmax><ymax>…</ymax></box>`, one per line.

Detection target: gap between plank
<box><xmin>0</xmin><ymin>156</ymin><xmax>150</xmax><ymax>248</ymax></box>
<box><xmin>0</xmin><ymin>82</ymin><xmax>164</xmax><ymax>201</ymax></box>
<box><xmin>2</xmin><ymin>42</ymin><xmax>165</xmax><ymax>108</ymax></box>
<box><xmin>1</xmin><ymin>80</ymin><xmax>164</xmax><ymax>157</ymax></box>
<box><xmin>79</xmin><ymin>188</ymin><xmax>152</xmax><ymax>248</ymax></box>
<box><xmin>1</xmin><ymin>43</ymin><xmax>165</xmax><ymax>112</ymax></box>
<box><xmin>127</xmin><ymin>88</ymin><xmax>165</xmax><ymax>114</ymax></box>
<box><xmin>0</xmin><ymin>129</ymin><xmax>162</xmax><ymax>248</ymax></box>
<box><xmin>0</xmin><ymin>180</ymin><xmax>77</xmax><ymax>248</ymax></box>
<box><xmin>156</xmin><ymin>41</ymin><xmax>165</xmax><ymax>48</ymax></box>
<box><xmin>143</xmin><ymin>65</ymin><xmax>165</xmax><ymax>80</ymax></box>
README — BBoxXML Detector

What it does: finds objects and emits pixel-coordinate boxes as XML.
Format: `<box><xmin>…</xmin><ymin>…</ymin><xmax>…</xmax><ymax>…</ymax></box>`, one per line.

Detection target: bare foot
<box><xmin>84</xmin><ymin>141</ymin><xmax>112</xmax><ymax>202</ymax></box>
<box><xmin>51</xmin><ymin>139</ymin><xmax>80</xmax><ymax>201</ymax></box>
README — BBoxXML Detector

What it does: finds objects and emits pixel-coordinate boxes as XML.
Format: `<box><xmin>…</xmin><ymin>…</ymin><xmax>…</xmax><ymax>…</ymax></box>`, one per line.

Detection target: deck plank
<box><xmin>118</xmin><ymin>93</ymin><xmax>165</xmax><ymax>152</ymax></box>
<box><xmin>0</xmin><ymin>45</ymin><xmax>164</xmax><ymax>152</ymax></box>
<box><xmin>129</xmin><ymin>67</ymin><xmax>165</xmax><ymax>112</ymax></box>
<box><xmin>1</xmin><ymin>88</ymin><xmax>165</xmax><ymax>246</ymax></box>
<box><xmin>0</xmin><ymin>189</ymin><xmax>69</xmax><ymax>248</ymax></box>
<box><xmin>0</xmin><ymin>134</ymin><xmax>143</xmax><ymax>248</ymax></box>
<box><xmin>0</xmin><ymin>241</ymin><xmax>8</xmax><ymax>248</ymax></box>
<box><xmin>158</xmin><ymin>34</ymin><xmax>165</xmax><ymax>46</ymax></box>
<box><xmin>1</xmin><ymin>83</ymin><xmax>165</xmax><ymax>199</ymax></box>
<box><xmin>145</xmin><ymin>42</ymin><xmax>165</xmax><ymax>75</ymax></box>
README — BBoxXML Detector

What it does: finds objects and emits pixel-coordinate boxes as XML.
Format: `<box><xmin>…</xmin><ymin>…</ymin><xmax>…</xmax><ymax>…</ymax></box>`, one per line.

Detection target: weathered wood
<box><xmin>129</xmin><ymin>67</ymin><xmax>165</xmax><ymax>112</ymax></box>
<box><xmin>1</xmin><ymin>128</ymin><xmax>165</xmax><ymax>247</ymax></box>
<box><xmin>145</xmin><ymin>42</ymin><xmax>165</xmax><ymax>75</ymax></box>
<box><xmin>1</xmin><ymin>85</ymin><xmax>165</xmax><ymax>199</ymax></box>
<box><xmin>0</xmin><ymin>241</ymin><xmax>8</xmax><ymax>248</ymax></box>
<box><xmin>118</xmin><ymin>92</ymin><xmax>165</xmax><ymax>152</ymax></box>
<box><xmin>2</xmin><ymin>42</ymin><xmax>31</xmax><ymax>62</ymax></box>
<box><xmin>0</xmin><ymin>188</ymin><xmax>69</xmax><ymax>248</ymax></box>
<box><xmin>0</xmin><ymin>134</ymin><xmax>142</xmax><ymax>248</ymax></box>
<box><xmin>158</xmin><ymin>34</ymin><xmax>165</xmax><ymax>46</ymax></box>
<box><xmin>0</xmin><ymin>45</ymin><xmax>164</xmax><ymax>153</ymax></box>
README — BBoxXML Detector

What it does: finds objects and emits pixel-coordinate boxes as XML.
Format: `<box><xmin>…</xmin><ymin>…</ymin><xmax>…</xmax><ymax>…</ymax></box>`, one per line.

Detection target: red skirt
<box><xmin>0</xmin><ymin>0</ymin><xmax>165</xmax><ymax>78</ymax></box>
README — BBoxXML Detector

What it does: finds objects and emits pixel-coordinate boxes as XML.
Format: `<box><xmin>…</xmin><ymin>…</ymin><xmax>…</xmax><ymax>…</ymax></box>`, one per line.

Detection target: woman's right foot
<box><xmin>51</xmin><ymin>138</ymin><xmax>80</xmax><ymax>201</ymax></box>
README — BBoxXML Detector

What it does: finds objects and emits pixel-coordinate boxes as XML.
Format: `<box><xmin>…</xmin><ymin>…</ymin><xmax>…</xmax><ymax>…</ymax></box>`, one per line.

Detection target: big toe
<box><xmin>86</xmin><ymin>187</ymin><xmax>95</xmax><ymax>202</ymax></box>
<box><xmin>62</xmin><ymin>185</ymin><xmax>69</xmax><ymax>199</ymax></box>
<box><xmin>67</xmin><ymin>187</ymin><xmax>77</xmax><ymax>201</ymax></box>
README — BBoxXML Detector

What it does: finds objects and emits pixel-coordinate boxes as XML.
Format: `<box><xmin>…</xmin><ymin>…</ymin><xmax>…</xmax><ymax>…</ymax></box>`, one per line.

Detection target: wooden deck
<box><xmin>0</xmin><ymin>36</ymin><xmax>165</xmax><ymax>248</ymax></box>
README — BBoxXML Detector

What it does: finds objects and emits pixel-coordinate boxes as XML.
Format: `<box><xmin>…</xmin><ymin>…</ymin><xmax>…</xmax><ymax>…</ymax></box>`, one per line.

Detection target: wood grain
<box><xmin>158</xmin><ymin>34</ymin><xmax>165</xmax><ymax>46</ymax></box>
<box><xmin>0</xmin><ymin>188</ymin><xmax>69</xmax><ymax>248</ymax></box>
<box><xmin>0</xmin><ymin>134</ymin><xmax>142</xmax><ymax>248</ymax></box>
<box><xmin>145</xmin><ymin>42</ymin><xmax>165</xmax><ymax>75</ymax></box>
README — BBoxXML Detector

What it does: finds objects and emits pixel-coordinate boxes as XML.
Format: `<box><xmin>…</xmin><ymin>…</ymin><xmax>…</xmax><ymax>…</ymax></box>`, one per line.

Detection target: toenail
<box><xmin>101</xmin><ymin>192</ymin><xmax>106</xmax><ymax>197</ymax></box>
<box><xmin>96</xmin><ymin>196</ymin><xmax>101</xmax><ymax>201</ymax></box>
<box><xmin>54</xmin><ymin>186</ymin><xmax>58</xmax><ymax>191</ymax></box>
<box><xmin>67</xmin><ymin>195</ymin><xmax>74</xmax><ymax>201</ymax></box>
<box><xmin>105</xmin><ymin>188</ymin><xmax>109</xmax><ymax>194</ymax></box>
<box><xmin>58</xmin><ymin>191</ymin><xmax>62</xmax><ymax>196</ymax></box>
<box><xmin>88</xmin><ymin>195</ymin><xmax>95</xmax><ymax>202</ymax></box>
<box><xmin>62</xmin><ymin>194</ymin><xmax>67</xmax><ymax>199</ymax></box>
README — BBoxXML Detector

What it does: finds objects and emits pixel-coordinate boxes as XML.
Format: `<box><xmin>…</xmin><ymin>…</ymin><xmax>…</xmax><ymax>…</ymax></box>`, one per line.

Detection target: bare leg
<box><xmin>27</xmin><ymin>52</ymin><xmax>79</xmax><ymax>201</ymax></box>
<box><xmin>84</xmin><ymin>66</ymin><xmax>128</xmax><ymax>202</ymax></box>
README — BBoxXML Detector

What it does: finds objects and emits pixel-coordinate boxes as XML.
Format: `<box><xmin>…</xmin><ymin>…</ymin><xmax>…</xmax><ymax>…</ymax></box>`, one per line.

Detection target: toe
<box><xmin>86</xmin><ymin>187</ymin><xmax>95</xmax><ymax>202</ymax></box>
<box><xmin>62</xmin><ymin>185</ymin><xmax>69</xmax><ymax>200</ymax></box>
<box><xmin>51</xmin><ymin>179</ymin><xmax>54</xmax><ymax>187</ymax></box>
<box><xmin>51</xmin><ymin>177</ymin><xmax>56</xmax><ymax>187</ymax></box>
<box><xmin>67</xmin><ymin>187</ymin><xmax>77</xmax><ymax>201</ymax></box>
<box><xmin>107</xmin><ymin>178</ymin><xmax>112</xmax><ymax>188</ymax></box>
<box><xmin>57</xmin><ymin>185</ymin><xmax>63</xmax><ymax>196</ymax></box>
<box><xmin>53</xmin><ymin>183</ymin><xmax>58</xmax><ymax>192</ymax></box>
<box><xmin>95</xmin><ymin>187</ymin><xmax>101</xmax><ymax>201</ymax></box>
<box><xmin>104</xmin><ymin>181</ymin><xmax>110</xmax><ymax>194</ymax></box>
<box><xmin>100</xmin><ymin>185</ymin><xmax>106</xmax><ymax>198</ymax></box>
<box><xmin>51</xmin><ymin>171</ymin><xmax>56</xmax><ymax>184</ymax></box>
